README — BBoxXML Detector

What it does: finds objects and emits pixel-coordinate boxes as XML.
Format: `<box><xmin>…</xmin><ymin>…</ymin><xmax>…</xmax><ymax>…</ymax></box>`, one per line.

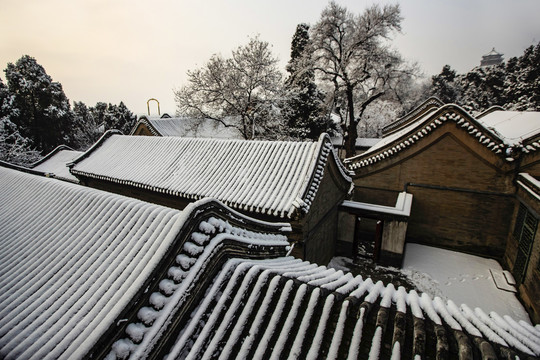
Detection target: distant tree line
<box><xmin>430</xmin><ymin>43</ymin><xmax>540</xmax><ymax>114</ymax></box>
<box><xmin>3</xmin><ymin>3</ymin><xmax>538</xmax><ymax>164</ymax></box>
<box><xmin>0</xmin><ymin>55</ymin><xmax>136</xmax><ymax>165</ymax></box>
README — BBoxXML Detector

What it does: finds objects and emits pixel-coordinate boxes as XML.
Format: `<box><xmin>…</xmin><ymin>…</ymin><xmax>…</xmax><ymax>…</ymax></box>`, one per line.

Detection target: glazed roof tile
<box><xmin>70</xmin><ymin>133</ymin><xmax>352</xmax><ymax>219</ymax></box>
<box><xmin>0</xmin><ymin>166</ymin><xmax>184</xmax><ymax>359</ymax></box>
<box><xmin>131</xmin><ymin>116</ymin><xmax>243</xmax><ymax>139</ymax></box>
<box><xmin>0</xmin><ymin>166</ymin><xmax>290</xmax><ymax>360</ymax></box>
<box><xmin>109</xmin><ymin>249</ymin><xmax>540</xmax><ymax>359</ymax></box>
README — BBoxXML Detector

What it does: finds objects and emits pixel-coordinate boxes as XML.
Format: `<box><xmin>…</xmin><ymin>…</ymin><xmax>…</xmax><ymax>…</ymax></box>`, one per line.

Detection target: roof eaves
<box><xmin>345</xmin><ymin>105</ymin><xmax>510</xmax><ymax>172</ymax></box>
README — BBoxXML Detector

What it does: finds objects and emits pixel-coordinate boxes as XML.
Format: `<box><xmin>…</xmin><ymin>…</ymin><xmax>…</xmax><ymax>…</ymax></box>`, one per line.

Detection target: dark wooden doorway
<box><xmin>352</xmin><ymin>217</ymin><xmax>383</xmax><ymax>261</ymax></box>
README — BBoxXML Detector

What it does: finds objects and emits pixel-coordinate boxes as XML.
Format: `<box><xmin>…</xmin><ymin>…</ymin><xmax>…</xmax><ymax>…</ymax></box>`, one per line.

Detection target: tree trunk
<box><xmin>345</xmin><ymin>86</ymin><xmax>357</xmax><ymax>158</ymax></box>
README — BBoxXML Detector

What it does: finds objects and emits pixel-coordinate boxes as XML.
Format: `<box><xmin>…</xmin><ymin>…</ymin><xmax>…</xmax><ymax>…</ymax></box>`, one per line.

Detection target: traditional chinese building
<box><xmin>481</xmin><ymin>48</ymin><xmax>504</xmax><ymax>67</ymax></box>
<box><xmin>345</xmin><ymin>98</ymin><xmax>540</xmax><ymax>321</ymax></box>
<box><xmin>130</xmin><ymin>114</ymin><xmax>243</xmax><ymax>139</ymax></box>
<box><xmin>69</xmin><ymin>132</ymin><xmax>353</xmax><ymax>265</ymax></box>
<box><xmin>1</xmin><ymin>165</ymin><xmax>538</xmax><ymax>359</ymax></box>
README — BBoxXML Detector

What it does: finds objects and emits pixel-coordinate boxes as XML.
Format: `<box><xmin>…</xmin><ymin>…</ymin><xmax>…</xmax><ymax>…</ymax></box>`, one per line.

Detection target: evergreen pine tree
<box><xmin>283</xmin><ymin>23</ymin><xmax>331</xmax><ymax>140</ymax></box>
<box><xmin>4</xmin><ymin>55</ymin><xmax>74</xmax><ymax>152</ymax></box>
<box><xmin>431</xmin><ymin>65</ymin><xmax>460</xmax><ymax>104</ymax></box>
<box><xmin>72</xmin><ymin>101</ymin><xmax>100</xmax><ymax>150</ymax></box>
<box><xmin>0</xmin><ymin>77</ymin><xmax>41</xmax><ymax>164</ymax></box>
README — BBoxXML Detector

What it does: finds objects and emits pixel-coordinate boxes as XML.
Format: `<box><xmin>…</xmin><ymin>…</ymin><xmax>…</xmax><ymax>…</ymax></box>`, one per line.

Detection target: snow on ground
<box><xmin>327</xmin><ymin>256</ymin><xmax>351</xmax><ymax>273</ymax></box>
<box><xmin>402</xmin><ymin>243</ymin><xmax>531</xmax><ymax>323</ymax></box>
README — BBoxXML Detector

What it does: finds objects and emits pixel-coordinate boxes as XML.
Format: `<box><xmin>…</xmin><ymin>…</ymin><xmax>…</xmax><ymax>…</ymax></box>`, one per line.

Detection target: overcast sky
<box><xmin>1</xmin><ymin>0</ymin><xmax>539</xmax><ymax>115</ymax></box>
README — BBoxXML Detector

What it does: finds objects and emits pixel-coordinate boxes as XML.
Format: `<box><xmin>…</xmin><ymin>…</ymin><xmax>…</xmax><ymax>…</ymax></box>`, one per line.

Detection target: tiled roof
<box><xmin>2</xmin><ymin>166</ymin><xmax>538</xmax><ymax>359</ymax></box>
<box><xmin>0</xmin><ymin>166</ymin><xmax>183</xmax><ymax>359</ymax></box>
<box><xmin>31</xmin><ymin>145</ymin><xmax>82</xmax><ymax>183</ymax></box>
<box><xmin>0</xmin><ymin>166</ymin><xmax>290</xmax><ymax>360</ymax></box>
<box><xmin>70</xmin><ymin>133</ymin><xmax>352</xmax><ymax>219</ymax></box>
<box><xmin>381</xmin><ymin>97</ymin><xmax>444</xmax><ymax>136</ymax></box>
<box><xmin>345</xmin><ymin>104</ymin><xmax>540</xmax><ymax>171</ymax></box>
<box><xmin>131</xmin><ymin>116</ymin><xmax>244</xmax><ymax>139</ymax></box>
<box><xmin>477</xmin><ymin>110</ymin><xmax>540</xmax><ymax>146</ymax></box>
<box><xmin>108</xmin><ymin>249</ymin><xmax>540</xmax><ymax>359</ymax></box>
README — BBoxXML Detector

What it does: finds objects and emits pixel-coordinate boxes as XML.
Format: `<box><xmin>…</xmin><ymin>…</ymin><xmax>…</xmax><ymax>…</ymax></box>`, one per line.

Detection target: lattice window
<box><xmin>513</xmin><ymin>203</ymin><xmax>538</xmax><ymax>284</ymax></box>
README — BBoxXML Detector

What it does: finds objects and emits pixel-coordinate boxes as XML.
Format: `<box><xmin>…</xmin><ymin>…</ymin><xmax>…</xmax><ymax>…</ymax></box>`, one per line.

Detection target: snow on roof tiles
<box><xmin>71</xmin><ymin>133</ymin><xmax>351</xmax><ymax>219</ymax></box>
<box><xmin>0</xmin><ymin>166</ymin><xmax>291</xmax><ymax>359</ymax></box>
<box><xmin>109</xmin><ymin>253</ymin><xmax>540</xmax><ymax>359</ymax></box>
<box><xmin>31</xmin><ymin>145</ymin><xmax>83</xmax><ymax>183</ymax></box>
<box><xmin>477</xmin><ymin>110</ymin><xmax>540</xmax><ymax>146</ymax></box>
<box><xmin>0</xmin><ymin>166</ymin><xmax>186</xmax><ymax>359</ymax></box>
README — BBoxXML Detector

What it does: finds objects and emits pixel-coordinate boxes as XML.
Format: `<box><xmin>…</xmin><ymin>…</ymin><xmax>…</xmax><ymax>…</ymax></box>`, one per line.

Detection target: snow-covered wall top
<box><xmin>71</xmin><ymin>134</ymin><xmax>352</xmax><ymax>219</ymax></box>
<box><xmin>32</xmin><ymin>146</ymin><xmax>83</xmax><ymax>183</ymax></box>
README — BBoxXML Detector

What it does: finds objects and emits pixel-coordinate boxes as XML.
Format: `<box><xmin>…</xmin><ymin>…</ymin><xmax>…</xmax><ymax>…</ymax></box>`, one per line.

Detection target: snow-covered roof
<box><xmin>0</xmin><ymin>166</ymin><xmax>290</xmax><ymax>359</ymax></box>
<box><xmin>381</xmin><ymin>96</ymin><xmax>444</xmax><ymax>136</ymax></box>
<box><xmin>71</xmin><ymin>133</ymin><xmax>352</xmax><ymax>219</ymax></box>
<box><xmin>0</xmin><ymin>166</ymin><xmax>185</xmax><ymax>359</ymax></box>
<box><xmin>31</xmin><ymin>145</ymin><xmax>82</xmax><ymax>183</ymax></box>
<box><xmin>484</xmin><ymin>48</ymin><xmax>503</xmax><ymax>57</ymax></box>
<box><xmin>2</xmin><ymin>167</ymin><xmax>538</xmax><ymax>359</ymax></box>
<box><xmin>131</xmin><ymin>116</ymin><xmax>244</xmax><ymax>139</ymax></box>
<box><xmin>477</xmin><ymin>110</ymin><xmax>540</xmax><ymax>146</ymax></box>
<box><xmin>108</xmin><ymin>251</ymin><xmax>540</xmax><ymax>359</ymax></box>
<box><xmin>345</xmin><ymin>104</ymin><xmax>540</xmax><ymax>171</ymax></box>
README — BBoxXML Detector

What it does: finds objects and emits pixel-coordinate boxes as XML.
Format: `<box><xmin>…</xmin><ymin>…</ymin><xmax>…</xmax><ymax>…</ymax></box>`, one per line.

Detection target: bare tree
<box><xmin>175</xmin><ymin>37</ymin><xmax>283</xmax><ymax>140</ymax></box>
<box><xmin>310</xmin><ymin>2</ymin><xmax>412</xmax><ymax>157</ymax></box>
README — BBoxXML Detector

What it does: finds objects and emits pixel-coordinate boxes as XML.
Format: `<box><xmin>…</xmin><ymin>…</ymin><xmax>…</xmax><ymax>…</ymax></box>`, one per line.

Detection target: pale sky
<box><xmin>1</xmin><ymin>0</ymin><xmax>538</xmax><ymax>115</ymax></box>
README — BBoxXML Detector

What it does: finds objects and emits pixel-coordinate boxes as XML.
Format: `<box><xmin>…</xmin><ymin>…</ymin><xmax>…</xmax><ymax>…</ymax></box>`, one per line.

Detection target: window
<box><xmin>513</xmin><ymin>203</ymin><xmax>538</xmax><ymax>284</ymax></box>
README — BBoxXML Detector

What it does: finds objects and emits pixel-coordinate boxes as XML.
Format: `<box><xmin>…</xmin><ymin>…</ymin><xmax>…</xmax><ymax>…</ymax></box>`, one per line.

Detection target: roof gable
<box><xmin>381</xmin><ymin>97</ymin><xmax>444</xmax><ymax>136</ymax></box>
<box><xmin>71</xmin><ymin>134</ymin><xmax>352</xmax><ymax>219</ymax></box>
<box><xmin>346</xmin><ymin>104</ymin><xmax>540</xmax><ymax>171</ymax></box>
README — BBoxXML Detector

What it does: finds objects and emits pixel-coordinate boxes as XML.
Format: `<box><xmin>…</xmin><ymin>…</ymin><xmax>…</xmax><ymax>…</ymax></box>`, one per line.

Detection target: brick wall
<box><xmin>353</xmin><ymin>127</ymin><xmax>514</xmax><ymax>257</ymax></box>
